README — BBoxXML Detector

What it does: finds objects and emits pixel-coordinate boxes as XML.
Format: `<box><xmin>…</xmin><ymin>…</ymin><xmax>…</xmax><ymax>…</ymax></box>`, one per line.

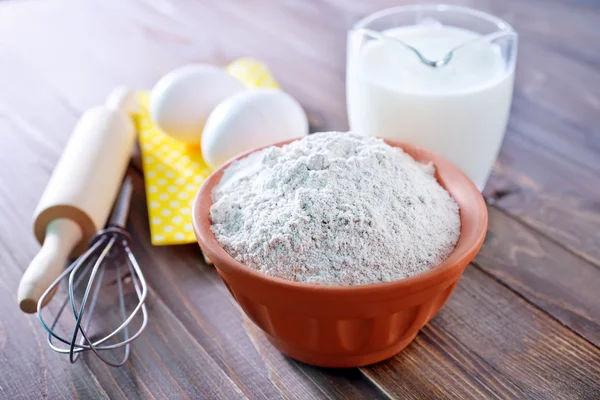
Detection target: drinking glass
<box><xmin>346</xmin><ymin>5</ymin><xmax>517</xmax><ymax>190</ymax></box>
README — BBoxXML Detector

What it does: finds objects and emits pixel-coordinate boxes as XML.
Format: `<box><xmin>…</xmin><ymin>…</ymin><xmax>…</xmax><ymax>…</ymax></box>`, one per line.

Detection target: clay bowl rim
<box><xmin>193</xmin><ymin>137</ymin><xmax>488</xmax><ymax>299</ymax></box>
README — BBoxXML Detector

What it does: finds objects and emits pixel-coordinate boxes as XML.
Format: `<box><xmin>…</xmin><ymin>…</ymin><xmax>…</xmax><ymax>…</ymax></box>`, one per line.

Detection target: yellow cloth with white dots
<box><xmin>132</xmin><ymin>58</ymin><xmax>279</xmax><ymax>245</ymax></box>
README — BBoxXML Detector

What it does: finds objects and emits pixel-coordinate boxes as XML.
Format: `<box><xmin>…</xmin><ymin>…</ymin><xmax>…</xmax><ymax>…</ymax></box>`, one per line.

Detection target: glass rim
<box><xmin>352</xmin><ymin>4</ymin><xmax>515</xmax><ymax>33</ymax></box>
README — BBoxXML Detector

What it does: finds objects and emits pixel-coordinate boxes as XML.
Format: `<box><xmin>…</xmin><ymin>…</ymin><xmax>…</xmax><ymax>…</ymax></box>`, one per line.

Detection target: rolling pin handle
<box><xmin>18</xmin><ymin>219</ymin><xmax>83</xmax><ymax>313</ymax></box>
<box><xmin>106</xmin><ymin>86</ymin><xmax>137</xmax><ymax>115</ymax></box>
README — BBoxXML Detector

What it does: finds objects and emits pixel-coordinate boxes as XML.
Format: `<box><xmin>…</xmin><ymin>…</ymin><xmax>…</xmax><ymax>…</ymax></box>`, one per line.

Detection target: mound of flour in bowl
<box><xmin>210</xmin><ymin>132</ymin><xmax>460</xmax><ymax>286</ymax></box>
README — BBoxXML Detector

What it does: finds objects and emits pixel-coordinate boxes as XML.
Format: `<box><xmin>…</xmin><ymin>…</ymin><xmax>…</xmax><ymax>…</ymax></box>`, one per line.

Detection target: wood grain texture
<box><xmin>477</xmin><ymin>207</ymin><xmax>600</xmax><ymax>346</ymax></box>
<box><xmin>364</xmin><ymin>267</ymin><xmax>600</xmax><ymax>399</ymax></box>
<box><xmin>0</xmin><ymin>0</ymin><xmax>599</xmax><ymax>399</ymax></box>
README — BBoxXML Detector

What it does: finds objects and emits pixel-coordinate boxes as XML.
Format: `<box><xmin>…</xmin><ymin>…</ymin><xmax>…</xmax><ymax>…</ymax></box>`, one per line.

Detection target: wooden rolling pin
<box><xmin>18</xmin><ymin>87</ymin><xmax>137</xmax><ymax>313</ymax></box>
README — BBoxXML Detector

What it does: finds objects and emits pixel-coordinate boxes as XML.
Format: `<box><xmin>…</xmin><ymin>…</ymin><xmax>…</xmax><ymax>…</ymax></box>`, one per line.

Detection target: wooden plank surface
<box><xmin>476</xmin><ymin>207</ymin><xmax>600</xmax><ymax>346</ymax></box>
<box><xmin>363</xmin><ymin>267</ymin><xmax>600</xmax><ymax>399</ymax></box>
<box><xmin>0</xmin><ymin>0</ymin><xmax>599</xmax><ymax>399</ymax></box>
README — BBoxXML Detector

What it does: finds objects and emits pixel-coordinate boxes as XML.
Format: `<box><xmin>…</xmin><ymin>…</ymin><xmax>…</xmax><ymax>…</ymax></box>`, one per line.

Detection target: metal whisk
<box><xmin>38</xmin><ymin>176</ymin><xmax>148</xmax><ymax>367</ymax></box>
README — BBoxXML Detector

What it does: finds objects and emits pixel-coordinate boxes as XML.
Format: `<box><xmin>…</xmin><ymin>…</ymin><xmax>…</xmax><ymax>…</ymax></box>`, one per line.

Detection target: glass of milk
<box><xmin>347</xmin><ymin>5</ymin><xmax>517</xmax><ymax>191</ymax></box>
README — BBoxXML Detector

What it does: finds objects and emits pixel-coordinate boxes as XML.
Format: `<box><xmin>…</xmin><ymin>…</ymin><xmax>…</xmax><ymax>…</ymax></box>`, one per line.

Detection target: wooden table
<box><xmin>1</xmin><ymin>0</ymin><xmax>599</xmax><ymax>398</ymax></box>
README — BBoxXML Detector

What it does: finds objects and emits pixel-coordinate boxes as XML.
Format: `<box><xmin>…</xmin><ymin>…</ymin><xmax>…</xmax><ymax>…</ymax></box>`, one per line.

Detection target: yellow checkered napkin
<box><xmin>133</xmin><ymin>58</ymin><xmax>279</xmax><ymax>245</ymax></box>
<box><xmin>133</xmin><ymin>93</ymin><xmax>211</xmax><ymax>245</ymax></box>
<box><xmin>227</xmin><ymin>57</ymin><xmax>280</xmax><ymax>89</ymax></box>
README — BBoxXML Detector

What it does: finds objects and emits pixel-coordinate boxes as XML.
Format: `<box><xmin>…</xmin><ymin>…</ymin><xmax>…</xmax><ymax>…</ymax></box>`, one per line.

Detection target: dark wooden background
<box><xmin>1</xmin><ymin>0</ymin><xmax>599</xmax><ymax>399</ymax></box>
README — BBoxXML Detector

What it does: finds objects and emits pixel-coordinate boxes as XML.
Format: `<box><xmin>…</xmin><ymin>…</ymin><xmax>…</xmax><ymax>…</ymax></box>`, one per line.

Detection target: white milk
<box><xmin>347</xmin><ymin>25</ymin><xmax>514</xmax><ymax>190</ymax></box>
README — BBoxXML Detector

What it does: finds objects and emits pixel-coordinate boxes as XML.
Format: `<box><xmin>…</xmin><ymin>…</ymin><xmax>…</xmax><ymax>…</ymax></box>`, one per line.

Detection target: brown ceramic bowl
<box><xmin>193</xmin><ymin>138</ymin><xmax>487</xmax><ymax>368</ymax></box>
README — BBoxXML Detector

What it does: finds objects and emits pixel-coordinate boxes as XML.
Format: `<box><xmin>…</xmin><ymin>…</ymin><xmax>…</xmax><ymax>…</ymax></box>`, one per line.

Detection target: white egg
<box><xmin>201</xmin><ymin>89</ymin><xmax>309</xmax><ymax>169</ymax></box>
<box><xmin>150</xmin><ymin>64</ymin><xmax>245</xmax><ymax>144</ymax></box>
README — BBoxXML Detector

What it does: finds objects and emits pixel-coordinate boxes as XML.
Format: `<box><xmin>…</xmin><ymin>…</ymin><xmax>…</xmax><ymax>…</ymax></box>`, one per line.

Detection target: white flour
<box><xmin>210</xmin><ymin>132</ymin><xmax>460</xmax><ymax>286</ymax></box>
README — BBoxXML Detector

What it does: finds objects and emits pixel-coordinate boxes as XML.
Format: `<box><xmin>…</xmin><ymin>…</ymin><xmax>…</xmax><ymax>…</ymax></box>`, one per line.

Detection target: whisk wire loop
<box><xmin>37</xmin><ymin>177</ymin><xmax>148</xmax><ymax>367</ymax></box>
